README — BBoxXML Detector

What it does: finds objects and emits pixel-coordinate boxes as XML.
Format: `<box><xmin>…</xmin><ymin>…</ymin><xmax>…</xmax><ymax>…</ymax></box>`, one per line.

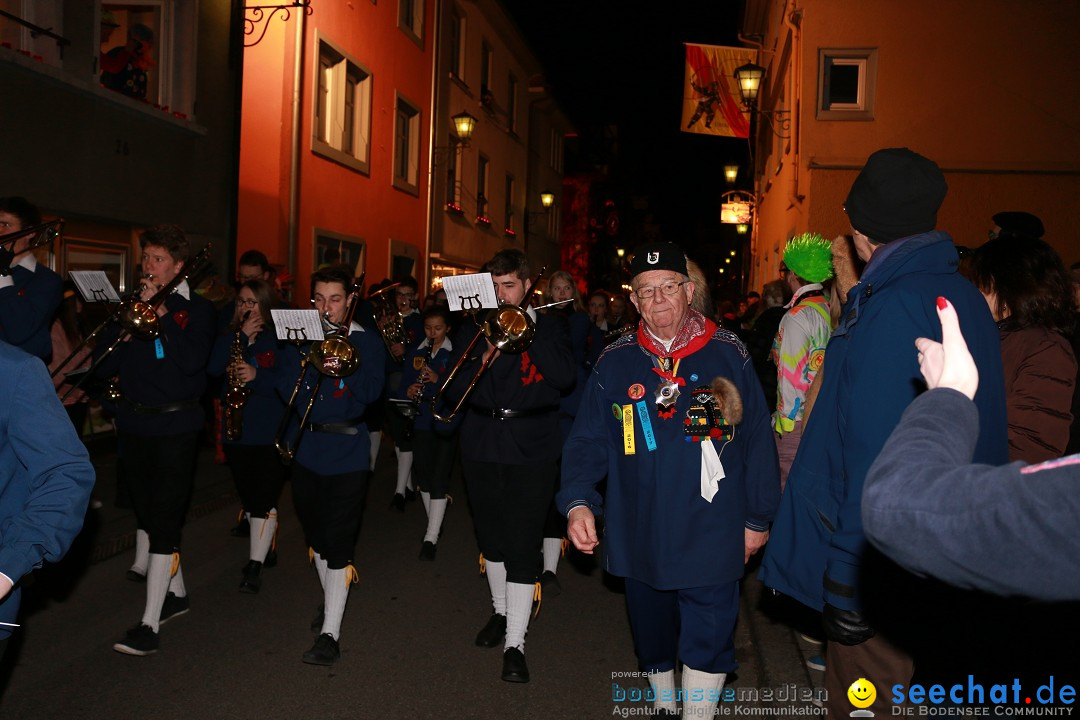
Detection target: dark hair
<box><xmin>230</xmin><ymin>279</ymin><xmax>276</xmax><ymax>333</ymax></box>
<box><xmin>139</xmin><ymin>224</ymin><xmax>190</xmax><ymax>263</ymax></box>
<box><xmin>394</xmin><ymin>276</ymin><xmax>419</xmax><ymax>292</ymax></box>
<box><xmin>422</xmin><ymin>306</ymin><xmax>451</xmax><ymax>327</ymax></box>
<box><xmin>0</xmin><ymin>196</ymin><xmax>42</xmax><ymax>229</ymax></box>
<box><xmin>484</xmin><ymin>249</ymin><xmax>529</xmax><ymax>280</ymax></box>
<box><xmin>966</xmin><ymin>237</ymin><xmax>1074</xmax><ymax>335</ymax></box>
<box><xmin>310</xmin><ymin>265</ymin><xmax>354</xmax><ymax>298</ymax></box>
<box><xmin>238</xmin><ymin>250</ymin><xmax>272</xmax><ymax>274</ymax></box>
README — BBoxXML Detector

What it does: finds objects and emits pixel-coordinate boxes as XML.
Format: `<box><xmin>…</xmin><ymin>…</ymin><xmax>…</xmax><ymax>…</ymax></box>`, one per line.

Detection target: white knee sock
<box><xmin>649</xmin><ymin>669</ymin><xmax>677</xmax><ymax>713</ymax></box>
<box><xmin>485</xmin><ymin>560</ymin><xmax>507</xmax><ymax>615</ymax></box>
<box><xmin>141</xmin><ymin>553</ymin><xmax>172</xmax><ymax>632</ymax></box>
<box><xmin>320</xmin><ymin>566</ymin><xmax>355</xmax><ymax>640</ymax></box>
<box><xmin>504</xmin><ymin>582</ymin><xmax>534</xmax><ymax>652</ymax></box>
<box><xmin>312</xmin><ymin>550</ymin><xmax>328</xmax><ymax>589</ymax></box>
<box><xmin>420</xmin><ymin>490</ymin><xmax>431</xmax><ymax>513</ymax></box>
<box><xmin>681</xmin><ymin>666</ymin><xmax>726</xmax><ymax>719</ymax></box>
<box><xmin>394</xmin><ymin>448</ymin><xmax>413</xmax><ymax>495</ymax></box>
<box><xmin>168</xmin><ymin>558</ymin><xmax>186</xmax><ymax>597</ymax></box>
<box><xmin>249</xmin><ymin>509</ymin><xmax>277</xmax><ymax>562</ymax></box>
<box><xmin>424</xmin><ymin>498</ymin><xmax>447</xmax><ymax>543</ymax></box>
<box><xmin>369</xmin><ymin>431</ymin><xmax>382</xmax><ymax>471</ymax></box>
<box><xmin>130</xmin><ymin>529</ymin><xmax>149</xmax><ymax>574</ymax></box>
<box><xmin>542</xmin><ymin>537</ymin><xmax>562</xmax><ymax>574</ymax></box>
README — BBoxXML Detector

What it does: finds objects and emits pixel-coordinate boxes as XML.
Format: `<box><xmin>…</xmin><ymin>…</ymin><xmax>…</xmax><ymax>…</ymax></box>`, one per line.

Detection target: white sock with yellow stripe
<box><xmin>484</xmin><ymin>560</ymin><xmax>507</xmax><ymax>615</ymax></box>
<box><xmin>542</xmin><ymin>537</ymin><xmax>562</xmax><ymax>574</ymax></box>
<box><xmin>168</xmin><ymin>556</ymin><xmax>186</xmax><ymax>597</ymax></box>
<box><xmin>320</xmin><ymin>565</ymin><xmax>358</xmax><ymax>640</ymax></box>
<box><xmin>250</xmin><ymin>509</ymin><xmax>277</xmax><ymax>562</ymax></box>
<box><xmin>424</xmin><ymin>498</ymin><xmax>447</xmax><ymax>544</ymax></box>
<box><xmin>141</xmin><ymin>553</ymin><xmax>172</xmax><ymax>632</ymax></box>
<box><xmin>311</xmin><ymin>549</ymin><xmax>328</xmax><ymax>589</ymax></box>
<box><xmin>504</xmin><ymin>582</ymin><xmax>534</xmax><ymax>652</ymax></box>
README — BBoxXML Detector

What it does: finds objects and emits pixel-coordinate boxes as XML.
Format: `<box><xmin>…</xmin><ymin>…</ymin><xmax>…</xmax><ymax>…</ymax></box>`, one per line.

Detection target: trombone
<box><xmin>0</xmin><ymin>219</ymin><xmax>62</xmax><ymax>269</ymax></box>
<box><xmin>51</xmin><ymin>244</ymin><xmax>213</xmax><ymax>399</ymax></box>
<box><xmin>430</xmin><ymin>267</ymin><xmax>552</xmax><ymax>423</ymax></box>
<box><xmin>274</xmin><ymin>282</ymin><xmax>362</xmax><ymax>462</ymax></box>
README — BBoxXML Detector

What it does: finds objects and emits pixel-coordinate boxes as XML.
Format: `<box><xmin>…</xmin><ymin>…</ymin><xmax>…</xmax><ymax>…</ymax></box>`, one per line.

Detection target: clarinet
<box><xmin>224</xmin><ymin>311</ymin><xmax>252</xmax><ymax>441</ymax></box>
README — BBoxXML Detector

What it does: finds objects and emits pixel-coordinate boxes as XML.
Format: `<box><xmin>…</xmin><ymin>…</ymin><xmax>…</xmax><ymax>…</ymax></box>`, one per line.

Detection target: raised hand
<box><xmin>914</xmin><ymin>297</ymin><xmax>979</xmax><ymax>400</ymax></box>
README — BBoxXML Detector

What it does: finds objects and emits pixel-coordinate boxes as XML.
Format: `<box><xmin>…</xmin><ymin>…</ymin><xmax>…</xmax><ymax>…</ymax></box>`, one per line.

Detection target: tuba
<box><xmin>274</xmin><ymin>286</ymin><xmax>362</xmax><ymax>462</ymax></box>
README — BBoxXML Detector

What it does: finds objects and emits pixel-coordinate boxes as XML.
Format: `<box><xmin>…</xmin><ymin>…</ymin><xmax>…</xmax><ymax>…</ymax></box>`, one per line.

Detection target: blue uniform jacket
<box><xmin>274</xmin><ymin>325</ymin><xmax>385</xmax><ymax>474</ymax></box>
<box><xmin>393</xmin><ymin>340</ymin><xmax>455</xmax><ymax>434</ymax></box>
<box><xmin>863</xmin><ymin>388</ymin><xmax>1080</xmax><ymax>602</ymax></box>
<box><xmin>454</xmin><ymin>310</ymin><xmax>575</xmax><ymax>465</ymax></box>
<box><xmin>557</xmin><ymin>323</ymin><xmax>781</xmax><ymax>590</ymax></box>
<box><xmin>558</xmin><ymin>309</ymin><xmax>604</xmax><ymax>435</ymax></box>
<box><xmin>208</xmin><ymin>328</ymin><xmax>286</xmax><ymax>446</ymax></box>
<box><xmin>0</xmin><ymin>263</ymin><xmax>63</xmax><ymax>361</ymax></box>
<box><xmin>93</xmin><ymin>289</ymin><xmax>216</xmax><ymax>436</ymax></box>
<box><xmin>0</xmin><ymin>341</ymin><xmax>95</xmax><ymax>637</ymax></box>
<box><xmin>758</xmin><ymin>231</ymin><xmax>1008</xmax><ymax>613</ymax></box>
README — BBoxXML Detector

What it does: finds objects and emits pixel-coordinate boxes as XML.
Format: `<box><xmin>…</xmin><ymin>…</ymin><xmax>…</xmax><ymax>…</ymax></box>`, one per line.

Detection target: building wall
<box><xmin>238</xmin><ymin>0</ymin><xmax>435</xmax><ymax>301</ymax></box>
<box><xmin>745</xmin><ymin>0</ymin><xmax>1080</xmax><ymax>289</ymax></box>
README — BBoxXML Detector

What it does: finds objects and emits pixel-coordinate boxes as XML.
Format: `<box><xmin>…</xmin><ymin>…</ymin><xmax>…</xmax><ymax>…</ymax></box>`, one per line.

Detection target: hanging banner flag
<box><xmin>681</xmin><ymin>43</ymin><xmax>757</xmax><ymax>138</ymax></box>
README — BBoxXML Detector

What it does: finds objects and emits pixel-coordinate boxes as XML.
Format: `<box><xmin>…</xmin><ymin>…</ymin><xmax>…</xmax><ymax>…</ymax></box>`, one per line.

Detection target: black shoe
<box><xmin>404</xmin><ymin>487</ymin><xmax>417</xmax><ymax>502</ymax></box>
<box><xmin>540</xmin><ymin>570</ymin><xmax>562</xmax><ymax>597</ymax></box>
<box><xmin>159</xmin><ymin>592</ymin><xmax>190</xmax><ymax>625</ymax></box>
<box><xmin>418</xmin><ymin>541</ymin><xmax>436</xmax><ymax>561</ymax></box>
<box><xmin>302</xmin><ymin>633</ymin><xmax>340</xmax><ymax>666</ymax></box>
<box><xmin>501</xmin><ymin>647</ymin><xmax>529</xmax><ymax>683</ymax></box>
<box><xmin>474</xmin><ymin>613</ymin><xmax>506</xmax><ymax>648</ymax></box>
<box><xmin>230</xmin><ymin>517</ymin><xmax>250</xmax><ymax>538</ymax></box>
<box><xmin>390</xmin><ymin>493</ymin><xmax>406</xmax><ymax>513</ymax></box>
<box><xmin>264</xmin><ymin>547</ymin><xmax>277</xmax><ymax>568</ymax></box>
<box><xmin>125</xmin><ymin>569</ymin><xmax>146</xmax><ymax>583</ymax></box>
<box><xmin>310</xmin><ymin>604</ymin><xmax>325</xmax><ymax>634</ymax></box>
<box><xmin>113</xmin><ymin>623</ymin><xmax>159</xmax><ymax>656</ymax></box>
<box><xmin>239</xmin><ymin>560</ymin><xmax>262</xmax><ymax>594</ymax></box>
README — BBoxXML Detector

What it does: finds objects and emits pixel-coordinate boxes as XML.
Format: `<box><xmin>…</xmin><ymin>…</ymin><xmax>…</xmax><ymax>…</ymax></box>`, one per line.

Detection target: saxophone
<box><xmin>224</xmin><ymin>312</ymin><xmax>252</xmax><ymax>441</ymax></box>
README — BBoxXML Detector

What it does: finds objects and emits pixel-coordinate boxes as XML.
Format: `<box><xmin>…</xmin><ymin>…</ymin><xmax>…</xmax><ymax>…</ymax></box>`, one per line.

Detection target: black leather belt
<box><xmin>125</xmin><ymin>399</ymin><xmax>201</xmax><ymax>415</ymax></box>
<box><xmin>307</xmin><ymin>417</ymin><xmax>365</xmax><ymax>435</ymax></box>
<box><xmin>470</xmin><ymin>405</ymin><xmax>559</xmax><ymax>420</ymax></box>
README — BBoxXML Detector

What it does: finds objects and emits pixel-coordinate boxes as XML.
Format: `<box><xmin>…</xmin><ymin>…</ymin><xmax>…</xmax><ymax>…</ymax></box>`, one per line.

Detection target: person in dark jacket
<box><xmin>758</xmin><ymin>148</ymin><xmax>1009</xmax><ymax>716</ymax></box>
<box><xmin>560</xmin><ymin>242</ymin><xmax>780</xmax><ymax>718</ymax></box>
<box><xmin>863</xmin><ymin>296</ymin><xmax>1080</xmax><ymax>601</ymax></box>
<box><xmin>97</xmin><ymin>225</ymin><xmax>216</xmax><ymax>657</ymax></box>
<box><xmin>0</xmin><ymin>197</ymin><xmax>63</xmax><ymax>362</ymax></box>
<box><xmin>743</xmin><ymin>279</ymin><xmax>791</xmax><ymax>416</ymax></box>
<box><xmin>451</xmin><ymin>249</ymin><xmax>574</xmax><ymax>684</ymax></box>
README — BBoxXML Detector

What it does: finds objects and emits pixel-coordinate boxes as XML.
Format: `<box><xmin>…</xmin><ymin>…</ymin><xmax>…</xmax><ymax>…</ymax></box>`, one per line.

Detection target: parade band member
<box><xmin>559</xmin><ymin>242</ymin><xmax>780</xmax><ymax>718</ymax></box>
<box><xmin>453</xmin><ymin>249</ymin><xmax>574</xmax><ymax>683</ymax></box>
<box><xmin>208</xmin><ymin>280</ymin><xmax>287</xmax><ymax>593</ymax></box>
<box><xmin>99</xmin><ymin>225</ymin><xmax>216</xmax><ymax>656</ymax></box>
<box><xmin>276</xmin><ymin>266</ymin><xmax>385</xmax><ymax>666</ymax></box>
<box><xmin>0</xmin><ymin>339</ymin><xmax>96</xmax><ymax>660</ymax></box>
<box><xmin>396</xmin><ymin>306</ymin><xmax>456</xmax><ymax>560</ymax></box>
<box><xmin>386</xmin><ymin>276</ymin><xmax>423</xmax><ymax>511</ymax></box>
<box><xmin>0</xmin><ymin>197</ymin><xmax>63</xmax><ymax>361</ymax></box>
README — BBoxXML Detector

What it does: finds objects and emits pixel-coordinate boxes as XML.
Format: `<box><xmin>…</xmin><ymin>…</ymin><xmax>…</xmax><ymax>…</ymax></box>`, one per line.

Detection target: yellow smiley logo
<box><xmin>847</xmin><ymin>678</ymin><xmax>877</xmax><ymax>709</ymax></box>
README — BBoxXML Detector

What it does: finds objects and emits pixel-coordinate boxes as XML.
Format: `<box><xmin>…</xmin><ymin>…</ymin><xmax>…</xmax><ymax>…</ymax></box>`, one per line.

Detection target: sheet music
<box><xmin>271</xmin><ymin>309</ymin><xmax>325</xmax><ymax>343</ymax></box>
<box><xmin>441</xmin><ymin>272</ymin><xmax>498</xmax><ymax>313</ymax></box>
<box><xmin>69</xmin><ymin>270</ymin><xmax>121</xmax><ymax>303</ymax></box>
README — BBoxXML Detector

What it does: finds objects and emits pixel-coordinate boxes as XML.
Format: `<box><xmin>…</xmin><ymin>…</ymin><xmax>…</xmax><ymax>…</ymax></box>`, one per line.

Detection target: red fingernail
<box><xmin>936</xmin><ymin>297</ymin><xmax>947</xmax><ymax>310</ymax></box>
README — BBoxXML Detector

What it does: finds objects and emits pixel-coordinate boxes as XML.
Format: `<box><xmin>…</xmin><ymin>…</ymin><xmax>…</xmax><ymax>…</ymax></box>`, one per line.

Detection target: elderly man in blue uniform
<box><xmin>0</xmin><ymin>197</ymin><xmax>63</xmax><ymax>361</ymax></box>
<box><xmin>758</xmin><ymin>148</ymin><xmax>1008</xmax><ymax>716</ymax></box>
<box><xmin>454</xmin><ymin>249</ymin><xmax>575</xmax><ymax>684</ymax></box>
<box><xmin>559</xmin><ymin>242</ymin><xmax>780</xmax><ymax>718</ymax></box>
<box><xmin>274</xmin><ymin>265</ymin><xmax>385</xmax><ymax>666</ymax></box>
<box><xmin>0</xmin><ymin>339</ymin><xmax>96</xmax><ymax>660</ymax></box>
<box><xmin>95</xmin><ymin>225</ymin><xmax>216</xmax><ymax>657</ymax></box>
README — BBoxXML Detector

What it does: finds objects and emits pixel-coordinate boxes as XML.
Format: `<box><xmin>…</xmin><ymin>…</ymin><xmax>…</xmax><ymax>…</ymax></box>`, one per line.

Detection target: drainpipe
<box><xmin>423</xmin><ymin>0</ymin><xmax>442</xmax><ymax>292</ymax></box>
<box><xmin>782</xmin><ymin>2</ymin><xmax>803</xmax><ymax>209</ymax></box>
<box><xmin>287</xmin><ymin>5</ymin><xmax>307</xmax><ymax>284</ymax></box>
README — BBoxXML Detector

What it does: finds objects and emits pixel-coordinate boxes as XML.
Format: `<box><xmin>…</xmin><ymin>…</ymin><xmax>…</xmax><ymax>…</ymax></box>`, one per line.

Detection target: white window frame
<box><xmin>312</xmin><ymin>33</ymin><xmax>373</xmax><ymax>174</ymax></box>
<box><xmin>392</xmin><ymin>92</ymin><xmax>422</xmax><ymax>195</ymax></box>
<box><xmin>398</xmin><ymin>0</ymin><xmax>423</xmax><ymax>47</ymax></box>
<box><xmin>817</xmin><ymin>48</ymin><xmax>877</xmax><ymax>120</ymax></box>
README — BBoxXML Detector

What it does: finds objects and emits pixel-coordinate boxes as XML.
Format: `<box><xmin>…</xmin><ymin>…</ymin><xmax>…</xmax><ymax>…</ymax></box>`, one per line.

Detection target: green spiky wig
<box><xmin>782</xmin><ymin>233</ymin><xmax>834</xmax><ymax>283</ymax></box>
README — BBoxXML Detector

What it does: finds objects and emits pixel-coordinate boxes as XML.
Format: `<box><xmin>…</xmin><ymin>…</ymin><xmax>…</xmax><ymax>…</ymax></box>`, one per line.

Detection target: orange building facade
<box><xmin>741</xmin><ymin>0</ymin><xmax>1080</xmax><ymax>291</ymax></box>
<box><xmin>238</xmin><ymin>0</ymin><xmax>436</xmax><ymax>302</ymax></box>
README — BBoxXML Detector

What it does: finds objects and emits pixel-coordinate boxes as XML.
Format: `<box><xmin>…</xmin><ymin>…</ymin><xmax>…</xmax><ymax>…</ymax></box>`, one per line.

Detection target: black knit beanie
<box><xmin>845</xmin><ymin>148</ymin><xmax>947</xmax><ymax>244</ymax></box>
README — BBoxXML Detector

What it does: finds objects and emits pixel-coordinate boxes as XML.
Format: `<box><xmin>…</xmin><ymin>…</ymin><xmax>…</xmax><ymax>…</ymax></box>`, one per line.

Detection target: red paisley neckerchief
<box><xmin>172</xmin><ymin>310</ymin><xmax>189</xmax><ymax>330</ymax></box>
<box><xmin>637</xmin><ymin>309</ymin><xmax>716</xmax><ymax>418</ymax></box>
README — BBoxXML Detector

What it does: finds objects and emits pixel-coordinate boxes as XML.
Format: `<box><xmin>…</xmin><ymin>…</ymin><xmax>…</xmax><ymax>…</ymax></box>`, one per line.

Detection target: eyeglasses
<box><xmin>236</xmin><ymin>298</ymin><xmax>258</xmax><ymax>308</ymax></box>
<box><xmin>634</xmin><ymin>280</ymin><xmax>688</xmax><ymax>300</ymax></box>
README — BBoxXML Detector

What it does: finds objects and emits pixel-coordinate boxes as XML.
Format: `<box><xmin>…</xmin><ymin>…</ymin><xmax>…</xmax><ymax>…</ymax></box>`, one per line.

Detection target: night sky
<box><xmin>502</xmin><ymin>0</ymin><xmax>752</xmax><ymax>285</ymax></box>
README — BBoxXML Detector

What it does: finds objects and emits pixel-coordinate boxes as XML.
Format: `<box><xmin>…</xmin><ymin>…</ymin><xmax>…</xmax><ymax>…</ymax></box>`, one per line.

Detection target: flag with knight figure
<box><xmin>682</xmin><ymin>43</ymin><xmax>757</xmax><ymax>138</ymax></box>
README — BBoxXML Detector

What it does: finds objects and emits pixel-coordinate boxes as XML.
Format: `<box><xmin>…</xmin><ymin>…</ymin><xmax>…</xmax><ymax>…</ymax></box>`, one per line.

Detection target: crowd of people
<box><xmin>1</xmin><ymin>144</ymin><xmax>1078</xmax><ymax>714</ymax></box>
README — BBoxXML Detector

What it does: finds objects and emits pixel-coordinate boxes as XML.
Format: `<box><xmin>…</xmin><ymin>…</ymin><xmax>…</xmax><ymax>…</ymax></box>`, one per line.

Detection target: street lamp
<box><xmin>733</xmin><ymin>62</ymin><xmax>790</xmax><ymax>139</ymax></box>
<box><xmin>451</xmin><ymin>110</ymin><xmax>478</xmax><ymax>147</ymax></box>
<box><xmin>540</xmin><ymin>191</ymin><xmax>555</xmax><ymax>209</ymax></box>
<box><xmin>736</xmin><ymin>223</ymin><xmax>749</xmax><ymax>235</ymax></box>
<box><xmin>723</xmin><ymin>164</ymin><xmax>739</xmax><ymax>186</ymax></box>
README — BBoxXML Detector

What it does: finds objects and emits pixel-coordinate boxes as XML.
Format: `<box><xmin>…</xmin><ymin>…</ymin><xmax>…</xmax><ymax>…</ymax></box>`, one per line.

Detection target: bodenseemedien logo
<box><xmin>848</xmin><ymin>678</ymin><xmax>878</xmax><ymax>717</ymax></box>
